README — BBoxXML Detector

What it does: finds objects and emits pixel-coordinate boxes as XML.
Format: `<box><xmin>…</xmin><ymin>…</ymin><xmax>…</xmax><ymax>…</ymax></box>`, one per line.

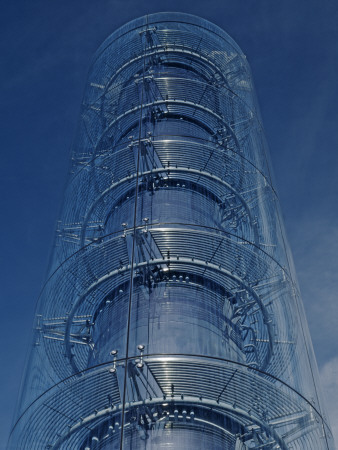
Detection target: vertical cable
<box><xmin>119</xmin><ymin>15</ymin><xmax>148</xmax><ymax>450</ymax></box>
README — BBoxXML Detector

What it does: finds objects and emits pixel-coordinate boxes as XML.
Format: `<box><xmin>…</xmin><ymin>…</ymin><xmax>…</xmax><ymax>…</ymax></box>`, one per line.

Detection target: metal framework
<box><xmin>8</xmin><ymin>12</ymin><xmax>334</xmax><ymax>449</ymax></box>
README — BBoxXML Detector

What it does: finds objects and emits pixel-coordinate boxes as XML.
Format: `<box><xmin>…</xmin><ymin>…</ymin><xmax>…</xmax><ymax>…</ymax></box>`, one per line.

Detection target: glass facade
<box><xmin>8</xmin><ymin>12</ymin><xmax>334</xmax><ymax>449</ymax></box>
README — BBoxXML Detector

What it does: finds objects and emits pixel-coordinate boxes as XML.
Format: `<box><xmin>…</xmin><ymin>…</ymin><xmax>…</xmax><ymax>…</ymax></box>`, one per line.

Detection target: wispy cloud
<box><xmin>284</xmin><ymin>216</ymin><xmax>338</xmax><ymax>368</ymax></box>
<box><xmin>320</xmin><ymin>357</ymin><xmax>338</xmax><ymax>444</ymax></box>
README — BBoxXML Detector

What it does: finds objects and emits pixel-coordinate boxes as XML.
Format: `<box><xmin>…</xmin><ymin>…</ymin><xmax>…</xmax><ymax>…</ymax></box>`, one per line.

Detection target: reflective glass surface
<box><xmin>8</xmin><ymin>12</ymin><xmax>334</xmax><ymax>449</ymax></box>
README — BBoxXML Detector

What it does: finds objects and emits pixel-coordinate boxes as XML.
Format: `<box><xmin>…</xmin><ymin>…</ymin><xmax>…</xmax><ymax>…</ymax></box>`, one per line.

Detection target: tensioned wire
<box><xmin>119</xmin><ymin>15</ymin><xmax>148</xmax><ymax>450</ymax></box>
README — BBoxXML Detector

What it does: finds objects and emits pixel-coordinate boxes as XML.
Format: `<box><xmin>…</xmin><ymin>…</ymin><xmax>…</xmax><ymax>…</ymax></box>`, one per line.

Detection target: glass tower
<box><xmin>9</xmin><ymin>12</ymin><xmax>334</xmax><ymax>449</ymax></box>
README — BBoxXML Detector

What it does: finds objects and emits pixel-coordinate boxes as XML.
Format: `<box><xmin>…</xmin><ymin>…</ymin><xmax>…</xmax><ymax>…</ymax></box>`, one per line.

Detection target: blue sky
<box><xmin>1</xmin><ymin>0</ymin><xmax>337</xmax><ymax>447</ymax></box>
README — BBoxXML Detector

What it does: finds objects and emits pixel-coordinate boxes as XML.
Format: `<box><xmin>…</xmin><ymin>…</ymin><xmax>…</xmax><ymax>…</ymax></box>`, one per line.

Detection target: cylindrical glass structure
<box><xmin>8</xmin><ymin>12</ymin><xmax>334</xmax><ymax>449</ymax></box>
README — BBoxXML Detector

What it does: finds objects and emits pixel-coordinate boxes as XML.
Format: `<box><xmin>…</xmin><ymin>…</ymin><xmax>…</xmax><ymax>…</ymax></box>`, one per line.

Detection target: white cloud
<box><xmin>286</xmin><ymin>217</ymin><xmax>338</xmax><ymax>368</ymax></box>
<box><xmin>320</xmin><ymin>356</ymin><xmax>338</xmax><ymax>445</ymax></box>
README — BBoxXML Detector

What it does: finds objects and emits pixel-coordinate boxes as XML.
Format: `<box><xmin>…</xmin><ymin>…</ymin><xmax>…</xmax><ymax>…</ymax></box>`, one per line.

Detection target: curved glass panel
<box><xmin>8</xmin><ymin>12</ymin><xmax>334</xmax><ymax>449</ymax></box>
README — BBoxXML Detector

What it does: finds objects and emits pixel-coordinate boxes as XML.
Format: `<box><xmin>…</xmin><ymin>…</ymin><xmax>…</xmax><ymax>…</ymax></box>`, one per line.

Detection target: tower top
<box><xmin>94</xmin><ymin>12</ymin><xmax>244</xmax><ymax>61</ymax></box>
